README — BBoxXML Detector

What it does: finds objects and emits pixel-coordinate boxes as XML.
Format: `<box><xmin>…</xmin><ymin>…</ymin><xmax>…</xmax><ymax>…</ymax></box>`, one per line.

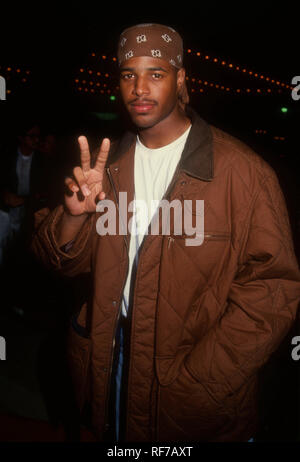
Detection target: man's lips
<box><xmin>129</xmin><ymin>101</ymin><xmax>157</xmax><ymax>113</ymax></box>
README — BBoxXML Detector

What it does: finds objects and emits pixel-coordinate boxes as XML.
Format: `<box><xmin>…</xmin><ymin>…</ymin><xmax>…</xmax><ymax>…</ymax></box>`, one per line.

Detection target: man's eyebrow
<box><xmin>147</xmin><ymin>67</ymin><xmax>168</xmax><ymax>73</ymax></box>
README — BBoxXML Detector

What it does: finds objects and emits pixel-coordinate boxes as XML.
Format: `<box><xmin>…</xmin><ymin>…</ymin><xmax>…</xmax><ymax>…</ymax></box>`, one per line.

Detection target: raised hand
<box><xmin>64</xmin><ymin>136</ymin><xmax>110</xmax><ymax>216</ymax></box>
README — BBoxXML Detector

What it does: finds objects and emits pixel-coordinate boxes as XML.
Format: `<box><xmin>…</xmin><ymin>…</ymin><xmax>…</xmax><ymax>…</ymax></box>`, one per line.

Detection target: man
<box><xmin>0</xmin><ymin>120</ymin><xmax>42</xmax><ymax>238</ymax></box>
<box><xmin>32</xmin><ymin>24</ymin><xmax>300</xmax><ymax>442</ymax></box>
<box><xmin>0</xmin><ymin>120</ymin><xmax>46</xmax><ymax>314</ymax></box>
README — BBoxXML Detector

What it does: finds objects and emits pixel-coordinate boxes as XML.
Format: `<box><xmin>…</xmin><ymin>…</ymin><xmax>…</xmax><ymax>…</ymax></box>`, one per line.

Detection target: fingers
<box><xmin>94</xmin><ymin>138</ymin><xmax>110</xmax><ymax>172</ymax></box>
<box><xmin>64</xmin><ymin>177</ymin><xmax>79</xmax><ymax>195</ymax></box>
<box><xmin>78</xmin><ymin>136</ymin><xmax>91</xmax><ymax>172</ymax></box>
<box><xmin>73</xmin><ymin>166</ymin><xmax>91</xmax><ymax>196</ymax></box>
<box><xmin>65</xmin><ymin>166</ymin><xmax>91</xmax><ymax>197</ymax></box>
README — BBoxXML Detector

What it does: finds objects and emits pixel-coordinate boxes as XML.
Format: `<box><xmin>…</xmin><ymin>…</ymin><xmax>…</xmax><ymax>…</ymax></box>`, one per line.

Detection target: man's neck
<box><xmin>137</xmin><ymin>109</ymin><xmax>191</xmax><ymax>149</ymax></box>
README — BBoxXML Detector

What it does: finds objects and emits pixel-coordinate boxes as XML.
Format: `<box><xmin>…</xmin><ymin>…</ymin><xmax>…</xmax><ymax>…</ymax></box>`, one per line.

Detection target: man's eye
<box><xmin>121</xmin><ymin>73</ymin><xmax>134</xmax><ymax>80</ymax></box>
<box><xmin>152</xmin><ymin>73</ymin><xmax>163</xmax><ymax>79</ymax></box>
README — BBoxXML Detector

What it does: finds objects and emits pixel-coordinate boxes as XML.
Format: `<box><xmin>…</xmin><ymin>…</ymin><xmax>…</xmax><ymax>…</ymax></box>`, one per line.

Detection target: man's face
<box><xmin>19</xmin><ymin>125</ymin><xmax>40</xmax><ymax>151</ymax></box>
<box><xmin>119</xmin><ymin>56</ymin><xmax>185</xmax><ymax>129</ymax></box>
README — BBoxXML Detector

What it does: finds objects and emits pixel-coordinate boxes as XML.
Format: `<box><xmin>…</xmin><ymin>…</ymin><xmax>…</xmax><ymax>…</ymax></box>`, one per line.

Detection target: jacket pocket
<box><xmin>166</xmin><ymin>230</ymin><xmax>231</xmax><ymax>250</ymax></box>
<box><xmin>156</xmin><ymin>356</ymin><xmax>235</xmax><ymax>441</ymax></box>
<box><xmin>66</xmin><ymin>313</ymin><xmax>92</xmax><ymax>413</ymax></box>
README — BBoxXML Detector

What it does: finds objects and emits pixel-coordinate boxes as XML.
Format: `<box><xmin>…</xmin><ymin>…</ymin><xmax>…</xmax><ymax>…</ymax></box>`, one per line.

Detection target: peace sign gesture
<box><xmin>64</xmin><ymin>136</ymin><xmax>110</xmax><ymax>216</ymax></box>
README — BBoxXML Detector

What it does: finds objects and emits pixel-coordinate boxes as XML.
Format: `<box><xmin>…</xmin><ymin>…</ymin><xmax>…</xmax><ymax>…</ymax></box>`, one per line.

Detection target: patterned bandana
<box><xmin>117</xmin><ymin>23</ymin><xmax>184</xmax><ymax>69</ymax></box>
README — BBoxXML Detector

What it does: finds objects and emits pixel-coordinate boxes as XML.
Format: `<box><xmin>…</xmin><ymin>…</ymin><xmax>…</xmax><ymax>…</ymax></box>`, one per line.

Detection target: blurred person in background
<box><xmin>0</xmin><ymin>117</ymin><xmax>46</xmax><ymax>316</ymax></box>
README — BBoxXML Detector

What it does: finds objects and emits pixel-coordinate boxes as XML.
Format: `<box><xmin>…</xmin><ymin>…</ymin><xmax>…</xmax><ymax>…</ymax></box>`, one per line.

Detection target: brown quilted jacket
<box><xmin>32</xmin><ymin>108</ymin><xmax>300</xmax><ymax>442</ymax></box>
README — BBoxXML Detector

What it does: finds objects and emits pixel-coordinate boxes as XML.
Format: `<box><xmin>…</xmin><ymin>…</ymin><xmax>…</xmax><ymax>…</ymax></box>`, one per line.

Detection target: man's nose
<box><xmin>133</xmin><ymin>76</ymin><xmax>150</xmax><ymax>97</ymax></box>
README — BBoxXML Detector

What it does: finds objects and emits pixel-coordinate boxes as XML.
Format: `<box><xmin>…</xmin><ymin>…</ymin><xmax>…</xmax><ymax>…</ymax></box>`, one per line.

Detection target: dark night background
<box><xmin>1</xmin><ymin>4</ymin><xmax>299</xmax><ymax>141</ymax></box>
<box><xmin>0</xmin><ymin>2</ymin><xmax>299</xmax><ymax>443</ymax></box>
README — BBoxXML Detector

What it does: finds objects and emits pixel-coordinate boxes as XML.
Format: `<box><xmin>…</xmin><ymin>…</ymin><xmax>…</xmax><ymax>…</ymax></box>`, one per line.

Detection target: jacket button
<box><xmin>103</xmin><ymin>367</ymin><xmax>108</xmax><ymax>372</ymax></box>
<box><xmin>112</xmin><ymin>300</ymin><xmax>117</xmax><ymax>307</ymax></box>
<box><xmin>114</xmin><ymin>167</ymin><xmax>119</xmax><ymax>172</ymax></box>
<box><xmin>181</xmin><ymin>180</ymin><xmax>187</xmax><ymax>185</ymax></box>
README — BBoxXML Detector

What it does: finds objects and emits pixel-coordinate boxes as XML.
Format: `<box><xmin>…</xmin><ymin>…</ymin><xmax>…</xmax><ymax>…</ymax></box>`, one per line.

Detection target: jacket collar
<box><xmin>107</xmin><ymin>106</ymin><xmax>214</xmax><ymax>182</ymax></box>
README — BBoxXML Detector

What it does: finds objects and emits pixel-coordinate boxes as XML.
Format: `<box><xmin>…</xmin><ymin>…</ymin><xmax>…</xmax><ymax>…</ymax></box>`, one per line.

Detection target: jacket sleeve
<box><xmin>184</xmin><ymin>167</ymin><xmax>300</xmax><ymax>399</ymax></box>
<box><xmin>31</xmin><ymin>204</ymin><xmax>96</xmax><ymax>278</ymax></box>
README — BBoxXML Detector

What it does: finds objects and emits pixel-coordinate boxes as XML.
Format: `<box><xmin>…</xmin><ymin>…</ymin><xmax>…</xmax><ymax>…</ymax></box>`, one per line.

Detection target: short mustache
<box><xmin>128</xmin><ymin>98</ymin><xmax>157</xmax><ymax>105</ymax></box>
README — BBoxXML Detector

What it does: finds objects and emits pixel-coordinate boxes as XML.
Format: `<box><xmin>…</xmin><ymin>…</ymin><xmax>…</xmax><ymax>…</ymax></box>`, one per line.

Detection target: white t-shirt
<box><xmin>16</xmin><ymin>148</ymin><xmax>33</xmax><ymax>196</ymax></box>
<box><xmin>121</xmin><ymin>125</ymin><xmax>191</xmax><ymax>317</ymax></box>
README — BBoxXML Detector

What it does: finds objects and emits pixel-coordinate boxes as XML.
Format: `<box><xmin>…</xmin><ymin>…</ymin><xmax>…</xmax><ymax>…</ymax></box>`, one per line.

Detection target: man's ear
<box><xmin>177</xmin><ymin>68</ymin><xmax>186</xmax><ymax>91</ymax></box>
<box><xmin>177</xmin><ymin>68</ymin><xmax>189</xmax><ymax>106</ymax></box>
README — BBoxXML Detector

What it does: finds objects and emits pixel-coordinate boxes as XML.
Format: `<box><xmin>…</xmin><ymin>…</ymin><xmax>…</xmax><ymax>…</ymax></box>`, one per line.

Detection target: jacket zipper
<box><xmin>167</xmin><ymin>232</ymin><xmax>230</xmax><ymax>250</ymax></box>
<box><xmin>123</xmin><ymin>165</ymin><xmax>184</xmax><ymax>439</ymax></box>
<box><xmin>103</xmin><ymin>167</ymin><xmax>130</xmax><ymax>435</ymax></box>
<box><xmin>204</xmin><ymin>232</ymin><xmax>230</xmax><ymax>239</ymax></box>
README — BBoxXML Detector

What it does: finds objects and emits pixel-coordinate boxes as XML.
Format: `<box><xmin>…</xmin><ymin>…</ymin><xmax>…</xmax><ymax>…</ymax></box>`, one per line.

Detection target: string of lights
<box><xmin>88</xmin><ymin>51</ymin><xmax>293</xmax><ymax>91</ymax></box>
<box><xmin>75</xmin><ymin>51</ymin><xmax>292</xmax><ymax>97</ymax></box>
<box><xmin>185</xmin><ymin>49</ymin><xmax>293</xmax><ymax>91</ymax></box>
<box><xmin>254</xmin><ymin>129</ymin><xmax>286</xmax><ymax>141</ymax></box>
<box><xmin>0</xmin><ymin>55</ymin><xmax>292</xmax><ymax>98</ymax></box>
<box><xmin>187</xmin><ymin>76</ymin><xmax>285</xmax><ymax>95</ymax></box>
<box><xmin>0</xmin><ymin>66</ymin><xmax>31</xmax><ymax>94</ymax></box>
<box><xmin>73</xmin><ymin>74</ymin><xmax>286</xmax><ymax>97</ymax></box>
